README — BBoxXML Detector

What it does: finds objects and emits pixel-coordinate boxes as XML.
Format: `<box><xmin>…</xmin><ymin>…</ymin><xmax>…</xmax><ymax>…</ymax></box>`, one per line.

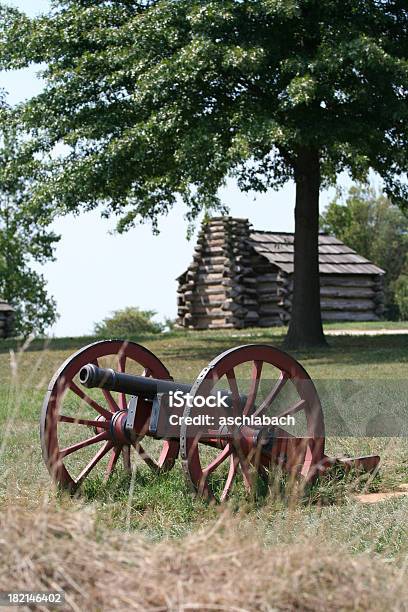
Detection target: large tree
<box><xmin>1</xmin><ymin>1</ymin><xmax>407</xmax><ymax>346</ymax></box>
<box><xmin>0</xmin><ymin>104</ymin><xmax>59</xmax><ymax>337</ymax></box>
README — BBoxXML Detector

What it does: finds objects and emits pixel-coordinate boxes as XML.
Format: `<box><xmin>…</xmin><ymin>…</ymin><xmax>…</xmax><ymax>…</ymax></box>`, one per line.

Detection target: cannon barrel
<box><xmin>79</xmin><ymin>364</ymin><xmax>193</xmax><ymax>399</ymax></box>
<box><xmin>79</xmin><ymin>364</ymin><xmax>247</xmax><ymax>411</ymax></box>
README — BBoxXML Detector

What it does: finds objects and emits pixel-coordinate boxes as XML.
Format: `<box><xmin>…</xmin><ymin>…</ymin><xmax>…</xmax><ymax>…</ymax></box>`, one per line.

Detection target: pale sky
<box><xmin>0</xmin><ymin>0</ymin><xmax>362</xmax><ymax>336</ymax></box>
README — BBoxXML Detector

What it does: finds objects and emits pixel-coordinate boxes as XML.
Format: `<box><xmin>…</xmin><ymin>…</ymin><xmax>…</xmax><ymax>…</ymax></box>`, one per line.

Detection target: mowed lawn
<box><xmin>0</xmin><ymin>326</ymin><xmax>407</xmax><ymax>610</ymax></box>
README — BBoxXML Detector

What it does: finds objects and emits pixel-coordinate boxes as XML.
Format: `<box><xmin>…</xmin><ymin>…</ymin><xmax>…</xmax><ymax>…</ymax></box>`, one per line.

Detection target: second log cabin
<box><xmin>0</xmin><ymin>300</ymin><xmax>15</xmax><ymax>339</ymax></box>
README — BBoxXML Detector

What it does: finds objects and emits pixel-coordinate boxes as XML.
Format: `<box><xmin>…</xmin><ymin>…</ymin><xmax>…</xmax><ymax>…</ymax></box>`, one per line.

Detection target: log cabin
<box><xmin>177</xmin><ymin>217</ymin><xmax>385</xmax><ymax>329</ymax></box>
<box><xmin>0</xmin><ymin>300</ymin><xmax>15</xmax><ymax>338</ymax></box>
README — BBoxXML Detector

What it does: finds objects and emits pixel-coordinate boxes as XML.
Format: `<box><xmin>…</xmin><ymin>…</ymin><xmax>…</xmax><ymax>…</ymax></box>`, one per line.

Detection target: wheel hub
<box><xmin>109</xmin><ymin>410</ymin><xmax>131</xmax><ymax>445</ymax></box>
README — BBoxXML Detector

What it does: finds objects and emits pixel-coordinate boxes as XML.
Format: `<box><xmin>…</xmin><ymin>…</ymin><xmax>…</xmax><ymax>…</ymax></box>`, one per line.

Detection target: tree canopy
<box><xmin>0</xmin><ymin>104</ymin><xmax>59</xmax><ymax>336</ymax></box>
<box><xmin>1</xmin><ymin>0</ymin><xmax>407</xmax><ymax>344</ymax></box>
<box><xmin>1</xmin><ymin>0</ymin><xmax>407</xmax><ymax>226</ymax></box>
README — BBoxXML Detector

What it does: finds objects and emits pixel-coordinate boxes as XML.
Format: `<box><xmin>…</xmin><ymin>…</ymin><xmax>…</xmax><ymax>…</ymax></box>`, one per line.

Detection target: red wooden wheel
<box><xmin>180</xmin><ymin>344</ymin><xmax>325</xmax><ymax>501</ymax></box>
<box><xmin>40</xmin><ymin>340</ymin><xmax>179</xmax><ymax>492</ymax></box>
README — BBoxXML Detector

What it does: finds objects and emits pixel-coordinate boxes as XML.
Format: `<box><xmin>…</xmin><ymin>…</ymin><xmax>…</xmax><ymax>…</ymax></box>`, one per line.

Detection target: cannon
<box><xmin>40</xmin><ymin>340</ymin><xmax>380</xmax><ymax>500</ymax></box>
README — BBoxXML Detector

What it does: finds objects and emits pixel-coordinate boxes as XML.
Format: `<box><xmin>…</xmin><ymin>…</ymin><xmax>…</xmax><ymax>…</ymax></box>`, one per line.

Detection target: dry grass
<box><xmin>1</xmin><ymin>503</ymin><xmax>407</xmax><ymax>612</ymax></box>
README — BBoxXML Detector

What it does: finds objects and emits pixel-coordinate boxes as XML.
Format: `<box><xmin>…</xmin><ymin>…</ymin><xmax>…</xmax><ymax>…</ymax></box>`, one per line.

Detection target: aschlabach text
<box><xmin>169</xmin><ymin>414</ymin><xmax>296</xmax><ymax>427</ymax></box>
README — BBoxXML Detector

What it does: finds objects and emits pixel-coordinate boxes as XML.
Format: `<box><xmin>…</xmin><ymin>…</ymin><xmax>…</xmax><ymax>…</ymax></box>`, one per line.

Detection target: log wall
<box><xmin>177</xmin><ymin>217</ymin><xmax>258</xmax><ymax>329</ymax></box>
<box><xmin>285</xmin><ymin>274</ymin><xmax>384</xmax><ymax>322</ymax></box>
<box><xmin>177</xmin><ymin>218</ymin><xmax>385</xmax><ymax>329</ymax></box>
<box><xmin>251</xmin><ymin>252</ymin><xmax>288</xmax><ymax>327</ymax></box>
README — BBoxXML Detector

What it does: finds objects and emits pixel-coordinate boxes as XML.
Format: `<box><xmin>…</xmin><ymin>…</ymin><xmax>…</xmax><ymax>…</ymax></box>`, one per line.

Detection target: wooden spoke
<box><xmin>203</xmin><ymin>444</ymin><xmax>232</xmax><ymax>476</ymax></box>
<box><xmin>118</xmin><ymin>350</ymin><xmax>127</xmax><ymax>373</ymax></box>
<box><xmin>105</xmin><ymin>446</ymin><xmax>122</xmax><ymax>480</ymax></box>
<box><xmin>275</xmin><ymin>399</ymin><xmax>307</xmax><ymax>421</ymax></box>
<box><xmin>226</xmin><ymin>369</ymin><xmax>241</xmax><ymax>415</ymax></box>
<box><xmin>236</xmin><ymin>449</ymin><xmax>252</xmax><ymax>492</ymax></box>
<box><xmin>220</xmin><ymin>455</ymin><xmax>239</xmax><ymax>502</ymax></box>
<box><xmin>59</xmin><ymin>431</ymin><xmax>109</xmax><ymax>459</ymax></box>
<box><xmin>102</xmin><ymin>389</ymin><xmax>120</xmax><ymax>413</ymax></box>
<box><xmin>132</xmin><ymin>441</ymin><xmax>159</xmax><ymax>472</ymax></box>
<box><xmin>122</xmin><ymin>445</ymin><xmax>132</xmax><ymax>473</ymax></box>
<box><xmin>118</xmin><ymin>353</ymin><xmax>127</xmax><ymax>410</ymax></box>
<box><xmin>252</xmin><ymin>372</ymin><xmax>288</xmax><ymax>418</ymax></box>
<box><xmin>243</xmin><ymin>360</ymin><xmax>263</xmax><ymax>416</ymax></box>
<box><xmin>58</xmin><ymin>414</ymin><xmax>110</xmax><ymax>429</ymax></box>
<box><xmin>91</xmin><ymin>358</ymin><xmax>120</xmax><ymax>413</ymax></box>
<box><xmin>76</xmin><ymin>441</ymin><xmax>113</xmax><ymax>486</ymax></box>
<box><xmin>68</xmin><ymin>381</ymin><xmax>111</xmax><ymax>420</ymax></box>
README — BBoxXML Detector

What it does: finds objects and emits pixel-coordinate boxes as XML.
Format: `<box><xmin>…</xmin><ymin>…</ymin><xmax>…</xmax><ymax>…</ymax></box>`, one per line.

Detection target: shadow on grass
<box><xmin>153</xmin><ymin>334</ymin><xmax>408</xmax><ymax>371</ymax></box>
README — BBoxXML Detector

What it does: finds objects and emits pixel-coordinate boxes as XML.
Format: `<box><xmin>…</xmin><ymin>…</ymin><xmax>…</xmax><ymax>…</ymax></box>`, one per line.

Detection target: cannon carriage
<box><xmin>40</xmin><ymin>340</ymin><xmax>380</xmax><ymax>500</ymax></box>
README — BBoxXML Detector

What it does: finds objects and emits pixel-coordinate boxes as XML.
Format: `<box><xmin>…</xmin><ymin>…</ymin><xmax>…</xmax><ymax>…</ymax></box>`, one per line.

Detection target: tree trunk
<box><xmin>284</xmin><ymin>147</ymin><xmax>327</xmax><ymax>349</ymax></box>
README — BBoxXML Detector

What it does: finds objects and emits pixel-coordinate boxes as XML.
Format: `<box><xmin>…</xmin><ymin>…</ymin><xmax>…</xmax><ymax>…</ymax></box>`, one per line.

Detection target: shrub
<box><xmin>94</xmin><ymin>307</ymin><xmax>163</xmax><ymax>337</ymax></box>
<box><xmin>394</xmin><ymin>275</ymin><xmax>408</xmax><ymax>321</ymax></box>
<box><xmin>163</xmin><ymin>317</ymin><xmax>177</xmax><ymax>331</ymax></box>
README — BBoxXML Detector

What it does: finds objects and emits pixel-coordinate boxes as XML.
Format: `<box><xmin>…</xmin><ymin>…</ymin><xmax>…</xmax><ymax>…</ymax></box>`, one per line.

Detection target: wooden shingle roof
<box><xmin>250</xmin><ymin>232</ymin><xmax>385</xmax><ymax>275</ymax></box>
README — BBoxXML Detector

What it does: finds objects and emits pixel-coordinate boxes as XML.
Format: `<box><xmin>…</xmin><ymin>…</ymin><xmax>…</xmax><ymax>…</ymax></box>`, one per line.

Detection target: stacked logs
<box><xmin>318</xmin><ymin>275</ymin><xmax>384</xmax><ymax>321</ymax></box>
<box><xmin>251</xmin><ymin>251</ymin><xmax>289</xmax><ymax>327</ymax></box>
<box><xmin>177</xmin><ymin>217</ymin><xmax>259</xmax><ymax>329</ymax></box>
<box><xmin>282</xmin><ymin>275</ymin><xmax>385</xmax><ymax>322</ymax></box>
<box><xmin>0</xmin><ymin>300</ymin><xmax>15</xmax><ymax>339</ymax></box>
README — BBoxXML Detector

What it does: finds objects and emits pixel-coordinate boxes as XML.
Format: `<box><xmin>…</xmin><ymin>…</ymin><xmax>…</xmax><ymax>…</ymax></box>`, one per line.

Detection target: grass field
<box><xmin>0</xmin><ymin>326</ymin><xmax>407</xmax><ymax>610</ymax></box>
